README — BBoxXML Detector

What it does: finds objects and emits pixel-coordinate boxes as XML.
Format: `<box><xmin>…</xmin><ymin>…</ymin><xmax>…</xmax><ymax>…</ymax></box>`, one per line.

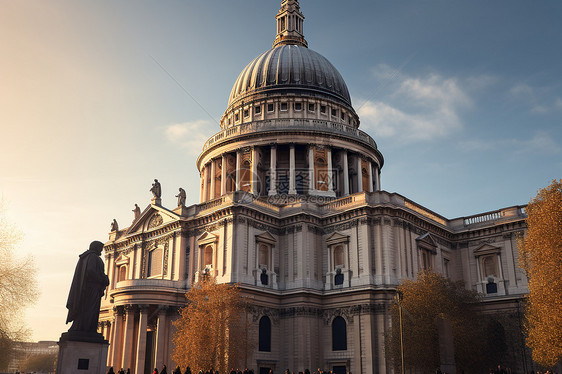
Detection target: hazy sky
<box><xmin>1</xmin><ymin>1</ymin><xmax>561</xmax><ymax>341</ymax></box>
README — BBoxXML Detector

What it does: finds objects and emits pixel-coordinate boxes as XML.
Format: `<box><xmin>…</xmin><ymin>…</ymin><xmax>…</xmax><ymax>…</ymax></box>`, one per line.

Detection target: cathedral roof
<box><xmin>226</xmin><ymin>0</ymin><xmax>352</xmax><ymax>109</ymax></box>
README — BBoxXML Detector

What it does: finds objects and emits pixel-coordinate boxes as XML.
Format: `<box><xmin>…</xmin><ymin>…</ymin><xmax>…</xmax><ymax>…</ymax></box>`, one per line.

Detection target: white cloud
<box><xmin>164</xmin><ymin>120</ymin><xmax>214</xmax><ymax>155</ymax></box>
<box><xmin>509</xmin><ymin>83</ymin><xmax>534</xmax><ymax>97</ymax></box>
<box><xmin>459</xmin><ymin>130</ymin><xmax>561</xmax><ymax>155</ymax></box>
<box><xmin>509</xmin><ymin>84</ymin><xmax>562</xmax><ymax>114</ymax></box>
<box><xmin>357</xmin><ymin>68</ymin><xmax>471</xmax><ymax>143</ymax></box>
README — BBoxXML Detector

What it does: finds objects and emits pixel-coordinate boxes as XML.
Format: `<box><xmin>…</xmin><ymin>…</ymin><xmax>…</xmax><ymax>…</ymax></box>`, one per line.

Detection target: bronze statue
<box><xmin>150</xmin><ymin>179</ymin><xmax>162</xmax><ymax>198</ymax></box>
<box><xmin>65</xmin><ymin>241</ymin><xmax>110</xmax><ymax>333</ymax></box>
<box><xmin>110</xmin><ymin>219</ymin><xmax>118</xmax><ymax>231</ymax></box>
<box><xmin>176</xmin><ymin>187</ymin><xmax>186</xmax><ymax>207</ymax></box>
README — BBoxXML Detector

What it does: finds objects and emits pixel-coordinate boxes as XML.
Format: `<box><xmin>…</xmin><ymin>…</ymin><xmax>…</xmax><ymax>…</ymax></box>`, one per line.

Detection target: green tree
<box><xmin>518</xmin><ymin>179</ymin><xmax>562</xmax><ymax>367</ymax></box>
<box><xmin>21</xmin><ymin>353</ymin><xmax>57</xmax><ymax>373</ymax></box>
<box><xmin>387</xmin><ymin>270</ymin><xmax>493</xmax><ymax>373</ymax></box>
<box><xmin>172</xmin><ymin>276</ymin><xmax>253</xmax><ymax>373</ymax></box>
<box><xmin>0</xmin><ymin>202</ymin><xmax>38</xmax><ymax>369</ymax></box>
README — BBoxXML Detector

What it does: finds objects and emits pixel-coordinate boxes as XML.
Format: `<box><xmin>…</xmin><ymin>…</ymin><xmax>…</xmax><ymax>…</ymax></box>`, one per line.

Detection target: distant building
<box><xmin>7</xmin><ymin>340</ymin><xmax>58</xmax><ymax>373</ymax></box>
<box><xmin>99</xmin><ymin>1</ymin><xmax>530</xmax><ymax>373</ymax></box>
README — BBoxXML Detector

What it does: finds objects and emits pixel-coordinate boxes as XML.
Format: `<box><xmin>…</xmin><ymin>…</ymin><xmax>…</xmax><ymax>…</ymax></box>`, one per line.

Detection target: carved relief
<box><xmin>148</xmin><ymin>213</ymin><xmax>163</xmax><ymax>229</ymax></box>
<box><xmin>248</xmin><ymin>305</ymin><xmax>280</xmax><ymax>325</ymax></box>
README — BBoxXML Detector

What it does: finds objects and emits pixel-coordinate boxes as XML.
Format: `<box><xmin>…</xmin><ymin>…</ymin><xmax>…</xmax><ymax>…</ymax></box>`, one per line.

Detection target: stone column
<box><xmin>221</xmin><ymin>154</ymin><xmax>227</xmax><ymax>195</ymax></box>
<box><xmin>121</xmin><ymin>305</ymin><xmax>135</xmax><ymax>371</ymax></box>
<box><xmin>327</xmin><ymin>147</ymin><xmax>334</xmax><ymax>193</ymax></box>
<box><xmin>356</xmin><ymin>156</ymin><xmax>363</xmax><ymax>193</ymax></box>
<box><xmin>343</xmin><ymin>151</ymin><xmax>350</xmax><ymax>195</ymax></box>
<box><xmin>269</xmin><ymin>144</ymin><xmax>277</xmax><ymax>196</ymax></box>
<box><xmin>289</xmin><ymin>144</ymin><xmax>297</xmax><ymax>194</ymax></box>
<box><xmin>251</xmin><ymin>147</ymin><xmax>258</xmax><ymax>195</ymax></box>
<box><xmin>308</xmin><ymin>145</ymin><xmax>315</xmax><ymax>193</ymax></box>
<box><xmin>202</xmin><ymin>165</ymin><xmax>208</xmax><ymax>202</ymax></box>
<box><xmin>235</xmin><ymin>150</ymin><xmax>241</xmax><ymax>191</ymax></box>
<box><xmin>111</xmin><ymin>307</ymin><xmax>124</xmax><ymax>369</ymax></box>
<box><xmin>107</xmin><ymin>321</ymin><xmax>114</xmax><ymax>367</ymax></box>
<box><xmin>377</xmin><ymin>166</ymin><xmax>381</xmax><ymax>190</ymax></box>
<box><xmin>368</xmin><ymin>160</ymin><xmax>373</xmax><ymax>192</ymax></box>
<box><xmin>135</xmin><ymin>306</ymin><xmax>149</xmax><ymax>374</ymax></box>
<box><xmin>154</xmin><ymin>308</ymin><xmax>168</xmax><ymax>369</ymax></box>
<box><xmin>210</xmin><ymin>159</ymin><xmax>216</xmax><ymax>200</ymax></box>
<box><xmin>199</xmin><ymin>169</ymin><xmax>204</xmax><ymax>203</ymax></box>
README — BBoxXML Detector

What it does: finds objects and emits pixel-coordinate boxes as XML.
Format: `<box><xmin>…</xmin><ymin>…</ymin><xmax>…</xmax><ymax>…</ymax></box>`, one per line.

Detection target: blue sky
<box><xmin>1</xmin><ymin>1</ymin><xmax>561</xmax><ymax>341</ymax></box>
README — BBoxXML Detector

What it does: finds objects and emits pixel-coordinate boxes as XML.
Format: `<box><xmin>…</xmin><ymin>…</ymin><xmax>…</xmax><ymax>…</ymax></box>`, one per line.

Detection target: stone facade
<box><xmin>99</xmin><ymin>1</ymin><xmax>530</xmax><ymax>373</ymax></box>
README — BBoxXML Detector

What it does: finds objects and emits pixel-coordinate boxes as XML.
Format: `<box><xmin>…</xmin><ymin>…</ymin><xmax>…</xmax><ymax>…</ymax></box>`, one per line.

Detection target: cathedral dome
<box><xmin>227</xmin><ymin>45</ymin><xmax>352</xmax><ymax>109</ymax></box>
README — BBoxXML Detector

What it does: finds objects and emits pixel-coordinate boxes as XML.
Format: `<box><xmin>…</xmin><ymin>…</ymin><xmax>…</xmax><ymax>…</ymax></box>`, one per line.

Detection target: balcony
<box><xmin>201</xmin><ymin>118</ymin><xmax>377</xmax><ymax>152</ymax></box>
<box><xmin>111</xmin><ymin>279</ymin><xmax>187</xmax><ymax>294</ymax></box>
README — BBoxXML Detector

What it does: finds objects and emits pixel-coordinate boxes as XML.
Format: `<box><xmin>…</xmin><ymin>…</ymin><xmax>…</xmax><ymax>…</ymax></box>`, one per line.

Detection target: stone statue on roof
<box><xmin>133</xmin><ymin>204</ymin><xmax>141</xmax><ymax>220</ymax></box>
<box><xmin>150</xmin><ymin>179</ymin><xmax>162</xmax><ymax>198</ymax></box>
<box><xmin>176</xmin><ymin>188</ymin><xmax>187</xmax><ymax>207</ymax></box>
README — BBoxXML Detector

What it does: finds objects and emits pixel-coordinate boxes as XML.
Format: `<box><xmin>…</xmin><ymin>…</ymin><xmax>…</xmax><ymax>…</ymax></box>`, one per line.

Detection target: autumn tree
<box><xmin>172</xmin><ymin>276</ymin><xmax>253</xmax><ymax>373</ymax></box>
<box><xmin>518</xmin><ymin>179</ymin><xmax>562</xmax><ymax>367</ymax></box>
<box><xmin>21</xmin><ymin>353</ymin><xmax>57</xmax><ymax>373</ymax></box>
<box><xmin>0</xmin><ymin>202</ymin><xmax>38</xmax><ymax>370</ymax></box>
<box><xmin>387</xmin><ymin>270</ymin><xmax>499</xmax><ymax>373</ymax></box>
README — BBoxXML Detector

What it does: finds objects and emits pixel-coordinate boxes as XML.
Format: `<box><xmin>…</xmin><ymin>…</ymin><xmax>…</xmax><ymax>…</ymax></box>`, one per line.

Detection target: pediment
<box><xmin>115</xmin><ymin>253</ymin><xmax>129</xmax><ymax>266</ymax></box>
<box><xmin>473</xmin><ymin>243</ymin><xmax>501</xmax><ymax>257</ymax></box>
<box><xmin>126</xmin><ymin>205</ymin><xmax>179</xmax><ymax>235</ymax></box>
<box><xmin>416</xmin><ymin>232</ymin><xmax>437</xmax><ymax>248</ymax></box>
<box><xmin>256</xmin><ymin>231</ymin><xmax>276</xmax><ymax>245</ymax></box>
<box><xmin>197</xmin><ymin>231</ymin><xmax>218</xmax><ymax>245</ymax></box>
<box><xmin>326</xmin><ymin>232</ymin><xmax>349</xmax><ymax>246</ymax></box>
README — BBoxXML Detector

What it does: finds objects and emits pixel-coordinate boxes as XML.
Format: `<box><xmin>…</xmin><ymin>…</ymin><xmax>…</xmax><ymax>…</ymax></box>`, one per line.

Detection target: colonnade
<box><xmin>100</xmin><ymin>305</ymin><xmax>176</xmax><ymax>374</ymax></box>
<box><xmin>200</xmin><ymin>144</ymin><xmax>381</xmax><ymax>202</ymax></box>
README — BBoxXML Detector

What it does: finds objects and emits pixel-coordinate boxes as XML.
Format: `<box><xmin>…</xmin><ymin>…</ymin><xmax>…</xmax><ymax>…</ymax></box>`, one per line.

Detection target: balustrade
<box><xmin>202</xmin><ymin>119</ymin><xmax>377</xmax><ymax>152</ymax></box>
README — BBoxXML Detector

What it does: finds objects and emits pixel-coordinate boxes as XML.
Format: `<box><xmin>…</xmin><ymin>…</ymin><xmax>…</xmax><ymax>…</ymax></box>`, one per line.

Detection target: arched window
<box><xmin>204</xmin><ymin>245</ymin><xmax>213</xmax><ymax>267</ymax></box>
<box><xmin>259</xmin><ymin>316</ymin><xmax>271</xmax><ymax>352</ymax></box>
<box><xmin>332</xmin><ymin>316</ymin><xmax>347</xmax><ymax>351</ymax></box>
<box><xmin>118</xmin><ymin>265</ymin><xmax>128</xmax><ymax>282</ymax></box>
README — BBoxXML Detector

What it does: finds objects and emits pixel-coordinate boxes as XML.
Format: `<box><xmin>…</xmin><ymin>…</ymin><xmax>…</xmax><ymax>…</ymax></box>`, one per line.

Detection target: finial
<box><xmin>273</xmin><ymin>0</ymin><xmax>308</xmax><ymax>48</ymax></box>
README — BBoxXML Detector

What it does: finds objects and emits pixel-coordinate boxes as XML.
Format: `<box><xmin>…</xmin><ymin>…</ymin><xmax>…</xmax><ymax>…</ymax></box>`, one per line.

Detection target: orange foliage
<box><xmin>172</xmin><ymin>277</ymin><xmax>252</xmax><ymax>373</ymax></box>
<box><xmin>518</xmin><ymin>179</ymin><xmax>562</xmax><ymax>367</ymax></box>
<box><xmin>388</xmin><ymin>270</ymin><xmax>485</xmax><ymax>373</ymax></box>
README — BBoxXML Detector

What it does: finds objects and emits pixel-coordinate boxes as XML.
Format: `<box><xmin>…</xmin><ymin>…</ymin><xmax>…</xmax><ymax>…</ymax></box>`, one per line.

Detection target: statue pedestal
<box><xmin>57</xmin><ymin>332</ymin><xmax>109</xmax><ymax>374</ymax></box>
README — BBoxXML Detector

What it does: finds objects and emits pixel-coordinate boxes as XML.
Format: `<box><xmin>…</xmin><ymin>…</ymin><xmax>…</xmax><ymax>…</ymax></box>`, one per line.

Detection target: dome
<box><xmin>227</xmin><ymin>45</ymin><xmax>352</xmax><ymax>109</ymax></box>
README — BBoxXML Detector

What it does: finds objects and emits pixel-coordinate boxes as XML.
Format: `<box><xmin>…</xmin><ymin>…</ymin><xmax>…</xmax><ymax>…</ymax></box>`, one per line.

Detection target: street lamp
<box><xmin>395</xmin><ymin>291</ymin><xmax>405</xmax><ymax>374</ymax></box>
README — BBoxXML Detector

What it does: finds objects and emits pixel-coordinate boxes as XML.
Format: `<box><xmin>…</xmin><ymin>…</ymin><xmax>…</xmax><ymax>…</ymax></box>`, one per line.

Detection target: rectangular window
<box><xmin>308</xmin><ymin>103</ymin><xmax>315</xmax><ymax>112</ymax></box>
<box><xmin>331</xmin><ymin>108</ymin><xmax>337</xmax><ymax>117</ymax></box>
<box><xmin>255</xmin><ymin>105</ymin><xmax>261</xmax><ymax>114</ymax></box>
<box><xmin>244</xmin><ymin>109</ymin><xmax>249</xmax><ymax>117</ymax></box>
<box><xmin>148</xmin><ymin>247</ymin><xmax>163</xmax><ymax>277</ymax></box>
<box><xmin>235</xmin><ymin>113</ymin><xmax>239</xmax><ymax>121</ymax></box>
<box><xmin>280</xmin><ymin>102</ymin><xmax>288</xmax><ymax>111</ymax></box>
<box><xmin>267</xmin><ymin>103</ymin><xmax>274</xmax><ymax>112</ymax></box>
<box><xmin>341</xmin><ymin>112</ymin><xmax>345</xmax><ymax>120</ymax></box>
<box><xmin>294</xmin><ymin>102</ymin><xmax>302</xmax><ymax>111</ymax></box>
<box><xmin>320</xmin><ymin>105</ymin><xmax>326</xmax><ymax>114</ymax></box>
